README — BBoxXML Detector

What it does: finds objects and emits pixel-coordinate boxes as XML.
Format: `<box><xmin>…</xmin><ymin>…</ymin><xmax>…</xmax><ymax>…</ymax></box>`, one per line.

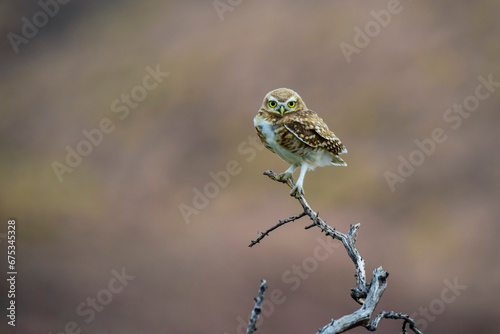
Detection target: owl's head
<box><xmin>261</xmin><ymin>88</ymin><xmax>306</xmax><ymax>116</ymax></box>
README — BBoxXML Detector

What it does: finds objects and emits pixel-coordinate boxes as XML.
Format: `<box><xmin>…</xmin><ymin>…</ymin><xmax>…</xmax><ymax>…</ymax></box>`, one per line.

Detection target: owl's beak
<box><xmin>279</xmin><ymin>105</ymin><xmax>285</xmax><ymax>115</ymax></box>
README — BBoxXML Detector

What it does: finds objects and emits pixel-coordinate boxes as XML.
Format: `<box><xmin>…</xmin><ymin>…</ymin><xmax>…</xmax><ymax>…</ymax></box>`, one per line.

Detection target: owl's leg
<box><xmin>290</xmin><ymin>164</ymin><xmax>308</xmax><ymax>198</ymax></box>
<box><xmin>276</xmin><ymin>164</ymin><xmax>298</xmax><ymax>183</ymax></box>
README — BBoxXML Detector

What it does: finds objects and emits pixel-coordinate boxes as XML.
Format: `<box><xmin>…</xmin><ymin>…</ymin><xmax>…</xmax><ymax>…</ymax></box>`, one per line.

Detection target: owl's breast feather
<box><xmin>254</xmin><ymin>114</ymin><xmax>306</xmax><ymax>165</ymax></box>
<box><xmin>254</xmin><ymin>114</ymin><xmax>280</xmax><ymax>154</ymax></box>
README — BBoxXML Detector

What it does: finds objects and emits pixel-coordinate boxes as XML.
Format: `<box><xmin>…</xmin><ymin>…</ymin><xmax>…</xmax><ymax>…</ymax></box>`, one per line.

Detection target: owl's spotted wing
<box><xmin>284</xmin><ymin>110</ymin><xmax>347</xmax><ymax>155</ymax></box>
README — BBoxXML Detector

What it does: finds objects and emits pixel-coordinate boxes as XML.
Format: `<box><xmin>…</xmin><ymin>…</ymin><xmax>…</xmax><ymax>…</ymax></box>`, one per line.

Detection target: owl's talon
<box><xmin>276</xmin><ymin>172</ymin><xmax>293</xmax><ymax>183</ymax></box>
<box><xmin>290</xmin><ymin>185</ymin><xmax>304</xmax><ymax>198</ymax></box>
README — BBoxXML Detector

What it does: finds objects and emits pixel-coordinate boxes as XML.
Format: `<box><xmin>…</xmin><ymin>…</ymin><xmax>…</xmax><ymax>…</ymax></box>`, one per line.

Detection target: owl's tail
<box><xmin>331</xmin><ymin>155</ymin><xmax>347</xmax><ymax>166</ymax></box>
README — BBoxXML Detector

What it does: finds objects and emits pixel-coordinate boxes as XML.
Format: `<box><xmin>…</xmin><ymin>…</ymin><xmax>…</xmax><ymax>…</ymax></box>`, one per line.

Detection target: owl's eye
<box><xmin>288</xmin><ymin>101</ymin><xmax>296</xmax><ymax>108</ymax></box>
<box><xmin>269</xmin><ymin>100</ymin><xmax>277</xmax><ymax>108</ymax></box>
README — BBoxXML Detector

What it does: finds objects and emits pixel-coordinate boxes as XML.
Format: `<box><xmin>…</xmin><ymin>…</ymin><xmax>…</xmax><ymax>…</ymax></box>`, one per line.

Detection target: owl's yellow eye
<box><xmin>287</xmin><ymin>101</ymin><xmax>296</xmax><ymax>108</ymax></box>
<box><xmin>269</xmin><ymin>100</ymin><xmax>277</xmax><ymax>108</ymax></box>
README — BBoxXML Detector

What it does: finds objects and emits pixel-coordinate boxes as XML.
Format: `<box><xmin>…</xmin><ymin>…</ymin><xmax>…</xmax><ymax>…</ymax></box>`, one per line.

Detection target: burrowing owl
<box><xmin>254</xmin><ymin>88</ymin><xmax>347</xmax><ymax>198</ymax></box>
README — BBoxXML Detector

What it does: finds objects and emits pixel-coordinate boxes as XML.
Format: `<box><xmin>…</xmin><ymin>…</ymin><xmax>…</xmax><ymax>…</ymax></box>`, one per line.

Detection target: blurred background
<box><xmin>1</xmin><ymin>0</ymin><xmax>499</xmax><ymax>333</ymax></box>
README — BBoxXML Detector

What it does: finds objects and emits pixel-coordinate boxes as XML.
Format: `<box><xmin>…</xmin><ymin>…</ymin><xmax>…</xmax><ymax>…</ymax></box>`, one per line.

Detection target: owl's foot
<box><xmin>276</xmin><ymin>171</ymin><xmax>293</xmax><ymax>183</ymax></box>
<box><xmin>290</xmin><ymin>184</ymin><xmax>304</xmax><ymax>198</ymax></box>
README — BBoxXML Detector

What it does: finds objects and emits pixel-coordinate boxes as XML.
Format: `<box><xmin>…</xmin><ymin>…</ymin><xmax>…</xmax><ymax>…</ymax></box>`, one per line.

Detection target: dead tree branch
<box><xmin>246</xmin><ymin>170</ymin><xmax>423</xmax><ymax>334</ymax></box>
<box><xmin>246</xmin><ymin>279</ymin><xmax>267</xmax><ymax>334</ymax></box>
<box><xmin>249</xmin><ymin>212</ymin><xmax>306</xmax><ymax>247</ymax></box>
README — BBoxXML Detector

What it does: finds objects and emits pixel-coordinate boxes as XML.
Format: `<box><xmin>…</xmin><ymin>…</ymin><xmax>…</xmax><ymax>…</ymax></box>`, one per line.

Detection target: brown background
<box><xmin>1</xmin><ymin>0</ymin><xmax>499</xmax><ymax>333</ymax></box>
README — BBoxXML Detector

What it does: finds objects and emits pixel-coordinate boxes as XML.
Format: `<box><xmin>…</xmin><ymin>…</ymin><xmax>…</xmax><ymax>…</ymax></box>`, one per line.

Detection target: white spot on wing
<box><xmin>284</xmin><ymin>124</ymin><xmax>311</xmax><ymax>146</ymax></box>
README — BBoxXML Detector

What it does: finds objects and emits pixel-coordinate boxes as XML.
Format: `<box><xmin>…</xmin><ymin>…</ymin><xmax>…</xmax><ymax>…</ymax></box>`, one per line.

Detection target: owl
<box><xmin>254</xmin><ymin>88</ymin><xmax>347</xmax><ymax>198</ymax></box>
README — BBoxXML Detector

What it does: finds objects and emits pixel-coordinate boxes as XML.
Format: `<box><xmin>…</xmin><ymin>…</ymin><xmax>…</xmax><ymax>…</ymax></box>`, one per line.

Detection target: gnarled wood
<box><xmin>246</xmin><ymin>170</ymin><xmax>423</xmax><ymax>334</ymax></box>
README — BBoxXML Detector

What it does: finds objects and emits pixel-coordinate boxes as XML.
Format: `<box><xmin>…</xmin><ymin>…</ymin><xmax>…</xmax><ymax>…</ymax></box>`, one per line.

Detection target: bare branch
<box><xmin>246</xmin><ymin>170</ymin><xmax>424</xmax><ymax>334</ymax></box>
<box><xmin>260</xmin><ymin>170</ymin><xmax>368</xmax><ymax>303</ymax></box>
<box><xmin>249</xmin><ymin>212</ymin><xmax>306</xmax><ymax>247</ymax></box>
<box><xmin>317</xmin><ymin>267</ymin><xmax>388</xmax><ymax>334</ymax></box>
<box><xmin>246</xmin><ymin>279</ymin><xmax>268</xmax><ymax>334</ymax></box>
<box><xmin>366</xmin><ymin>311</ymin><xmax>423</xmax><ymax>334</ymax></box>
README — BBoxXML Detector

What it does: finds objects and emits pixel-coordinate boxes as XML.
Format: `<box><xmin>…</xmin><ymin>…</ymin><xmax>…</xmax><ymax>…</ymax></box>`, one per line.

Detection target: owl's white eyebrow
<box><xmin>285</xmin><ymin>97</ymin><xmax>297</xmax><ymax>103</ymax></box>
<box><xmin>268</xmin><ymin>96</ymin><xmax>279</xmax><ymax>102</ymax></box>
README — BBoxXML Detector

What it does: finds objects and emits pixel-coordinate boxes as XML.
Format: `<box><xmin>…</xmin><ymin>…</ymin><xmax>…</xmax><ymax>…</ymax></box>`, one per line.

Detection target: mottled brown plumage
<box><xmin>254</xmin><ymin>88</ymin><xmax>347</xmax><ymax>198</ymax></box>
